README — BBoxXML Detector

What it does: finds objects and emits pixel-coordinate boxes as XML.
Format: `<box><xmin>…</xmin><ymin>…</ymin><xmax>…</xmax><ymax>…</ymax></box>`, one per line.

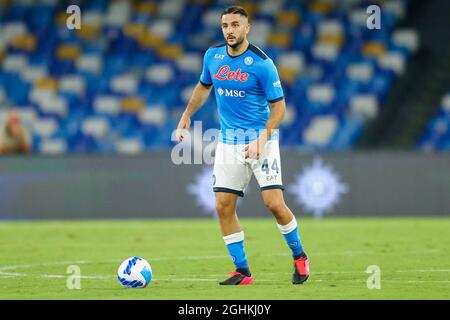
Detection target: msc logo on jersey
<box><xmin>217</xmin><ymin>87</ymin><xmax>245</xmax><ymax>97</ymax></box>
<box><xmin>213</xmin><ymin>65</ymin><xmax>249</xmax><ymax>82</ymax></box>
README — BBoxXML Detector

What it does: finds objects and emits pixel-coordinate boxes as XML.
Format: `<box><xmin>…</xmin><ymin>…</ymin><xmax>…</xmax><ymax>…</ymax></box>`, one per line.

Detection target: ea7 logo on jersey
<box><xmin>213</xmin><ymin>65</ymin><xmax>249</xmax><ymax>82</ymax></box>
<box><xmin>217</xmin><ymin>87</ymin><xmax>245</xmax><ymax>97</ymax></box>
<box><xmin>214</xmin><ymin>54</ymin><xmax>225</xmax><ymax>59</ymax></box>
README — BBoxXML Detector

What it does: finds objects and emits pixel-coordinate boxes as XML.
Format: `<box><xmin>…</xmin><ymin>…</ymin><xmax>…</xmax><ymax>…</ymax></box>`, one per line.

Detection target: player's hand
<box><xmin>176</xmin><ymin>114</ymin><xmax>191</xmax><ymax>143</ymax></box>
<box><xmin>244</xmin><ymin>136</ymin><xmax>267</xmax><ymax>160</ymax></box>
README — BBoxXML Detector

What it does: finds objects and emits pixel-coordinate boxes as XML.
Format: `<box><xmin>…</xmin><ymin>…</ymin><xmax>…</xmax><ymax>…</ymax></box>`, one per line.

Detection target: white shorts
<box><xmin>213</xmin><ymin>140</ymin><xmax>284</xmax><ymax>197</ymax></box>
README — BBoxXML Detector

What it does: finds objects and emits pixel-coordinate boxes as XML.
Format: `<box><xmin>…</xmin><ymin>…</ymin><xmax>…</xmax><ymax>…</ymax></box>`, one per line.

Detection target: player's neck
<box><xmin>227</xmin><ymin>39</ymin><xmax>249</xmax><ymax>57</ymax></box>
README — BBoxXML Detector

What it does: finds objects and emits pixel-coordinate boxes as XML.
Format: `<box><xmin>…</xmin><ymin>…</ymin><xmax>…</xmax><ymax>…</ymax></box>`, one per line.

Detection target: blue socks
<box><xmin>223</xmin><ymin>231</ymin><xmax>250</xmax><ymax>275</ymax></box>
<box><xmin>277</xmin><ymin>217</ymin><xmax>304</xmax><ymax>259</ymax></box>
<box><xmin>222</xmin><ymin>219</ymin><xmax>303</xmax><ymax>277</ymax></box>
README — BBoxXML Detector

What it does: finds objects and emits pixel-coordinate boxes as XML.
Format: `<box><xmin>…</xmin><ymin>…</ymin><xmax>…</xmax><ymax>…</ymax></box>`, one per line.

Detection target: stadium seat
<box><xmin>303</xmin><ymin>115</ymin><xmax>338</xmax><ymax>147</ymax></box>
<box><xmin>0</xmin><ymin>0</ymin><xmax>415</xmax><ymax>153</ymax></box>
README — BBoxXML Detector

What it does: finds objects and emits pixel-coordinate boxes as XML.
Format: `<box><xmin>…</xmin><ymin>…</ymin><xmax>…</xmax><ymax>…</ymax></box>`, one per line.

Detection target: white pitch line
<box><xmin>0</xmin><ymin>251</ymin><xmax>449</xmax><ymax>284</ymax></box>
<box><xmin>1</xmin><ymin>269</ymin><xmax>449</xmax><ymax>284</ymax></box>
<box><xmin>0</xmin><ymin>248</ymin><xmax>441</xmax><ymax>271</ymax></box>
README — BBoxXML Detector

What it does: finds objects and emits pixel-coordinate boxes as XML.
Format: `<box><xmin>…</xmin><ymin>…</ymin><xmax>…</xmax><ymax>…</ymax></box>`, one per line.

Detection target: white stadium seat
<box><xmin>442</xmin><ymin>93</ymin><xmax>450</xmax><ymax>112</ymax></box>
<box><xmin>110</xmin><ymin>74</ymin><xmax>138</xmax><ymax>94</ymax></box>
<box><xmin>318</xmin><ymin>20</ymin><xmax>343</xmax><ymax>36</ymax></box>
<box><xmin>149</xmin><ymin>19</ymin><xmax>174</xmax><ymax>40</ymax></box>
<box><xmin>176</xmin><ymin>54</ymin><xmax>202</xmax><ymax>74</ymax></box>
<box><xmin>278</xmin><ymin>52</ymin><xmax>305</xmax><ymax>74</ymax></box>
<box><xmin>312</xmin><ymin>43</ymin><xmax>339</xmax><ymax>62</ymax></box>
<box><xmin>159</xmin><ymin>0</ymin><xmax>186</xmax><ymax>19</ymax></box>
<box><xmin>32</xmin><ymin>118</ymin><xmax>58</xmax><ymax>138</ymax></box>
<box><xmin>39</xmin><ymin>139</ymin><xmax>67</xmax><ymax>155</ymax></box>
<box><xmin>82</xmin><ymin>11</ymin><xmax>104</xmax><ymax>27</ymax></box>
<box><xmin>202</xmin><ymin>9</ymin><xmax>223</xmax><ymax>28</ymax></box>
<box><xmin>2</xmin><ymin>54</ymin><xmax>28</xmax><ymax>72</ymax></box>
<box><xmin>259</xmin><ymin>0</ymin><xmax>285</xmax><ymax>16</ymax></box>
<box><xmin>392</xmin><ymin>29</ymin><xmax>420</xmax><ymax>53</ymax></box>
<box><xmin>303</xmin><ymin>115</ymin><xmax>338</xmax><ymax>146</ymax></box>
<box><xmin>59</xmin><ymin>75</ymin><xmax>86</xmax><ymax>96</ymax></box>
<box><xmin>378</xmin><ymin>51</ymin><xmax>406</xmax><ymax>75</ymax></box>
<box><xmin>29</xmin><ymin>88</ymin><xmax>54</xmax><ymax>105</ymax></box>
<box><xmin>38</xmin><ymin>95</ymin><xmax>68</xmax><ymax>117</ymax></box>
<box><xmin>248</xmin><ymin>20</ymin><xmax>272</xmax><ymax>48</ymax></box>
<box><xmin>93</xmin><ymin>95</ymin><xmax>121</xmax><ymax>116</ymax></box>
<box><xmin>307</xmin><ymin>84</ymin><xmax>336</xmax><ymax>105</ymax></box>
<box><xmin>350</xmin><ymin>94</ymin><xmax>379</xmax><ymax>120</ymax></box>
<box><xmin>81</xmin><ymin>117</ymin><xmax>110</xmax><ymax>139</ymax></box>
<box><xmin>20</xmin><ymin>65</ymin><xmax>48</xmax><ymax>83</ymax></box>
<box><xmin>349</xmin><ymin>8</ymin><xmax>368</xmax><ymax>27</ymax></box>
<box><xmin>346</xmin><ymin>63</ymin><xmax>374</xmax><ymax>82</ymax></box>
<box><xmin>2</xmin><ymin>22</ymin><xmax>27</xmax><ymax>43</ymax></box>
<box><xmin>115</xmin><ymin>138</ymin><xmax>144</xmax><ymax>155</ymax></box>
<box><xmin>384</xmin><ymin>0</ymin><xmax>406</xmax><ymax>19</ymax></box>
<box><xmin>104</xmin><ymin>1</ymin><xmax>131</xmax><ymax>27</ymax></box>
<box><xmin>139</xmin><ymin>105</ymin><xmax>167</xmax><ymax>126</ymax></box>
<box><xmin>76</xmin><ymin>54</ymin><xmax>103</xmax><ymax>74</ymax></box>
<box><xmin>145</xmin><ymin>64</ymin><xmax>174</xmax><ymax>84</ymax></box>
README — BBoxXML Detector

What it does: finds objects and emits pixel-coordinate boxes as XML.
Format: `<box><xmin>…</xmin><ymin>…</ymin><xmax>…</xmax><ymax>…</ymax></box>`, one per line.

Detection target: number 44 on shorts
<box><xmin>261</xmin><ymin>159</ymin><xmax>279</xmax><ymax>175</ymax></box>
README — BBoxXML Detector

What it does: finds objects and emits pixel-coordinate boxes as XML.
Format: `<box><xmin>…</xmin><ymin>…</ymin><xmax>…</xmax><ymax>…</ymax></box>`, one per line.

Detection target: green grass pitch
<box><xmin>0</xmin><ymin>217</ymin><xmax>449</xmax><ymax>300</ymax></box>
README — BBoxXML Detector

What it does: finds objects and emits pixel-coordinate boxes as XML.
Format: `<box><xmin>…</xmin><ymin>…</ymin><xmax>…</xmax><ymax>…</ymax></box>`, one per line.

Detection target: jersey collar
<box><xmin>226</xmin><ymin>42</ymin><xmax>251</xmax><ymax>59</ymax></box>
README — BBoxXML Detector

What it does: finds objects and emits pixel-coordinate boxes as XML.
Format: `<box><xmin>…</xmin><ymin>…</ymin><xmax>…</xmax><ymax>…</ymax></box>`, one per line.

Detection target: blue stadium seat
<box><xmin>0</xmin><ymin>0</ymin><xmax>414</xmax><ymax>153</ymax></box>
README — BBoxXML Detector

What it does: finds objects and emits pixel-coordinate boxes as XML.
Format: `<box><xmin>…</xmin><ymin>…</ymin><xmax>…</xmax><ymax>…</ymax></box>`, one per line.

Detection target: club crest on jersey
<box><xmin>244</xmin><ymin>56</ymin><xmax>253</xmax><ymax>65</ymax></box>
<box><xmin>213</xmin><ymin>65</ymin><xmax>249</xmax><ymax>82</ymax></box>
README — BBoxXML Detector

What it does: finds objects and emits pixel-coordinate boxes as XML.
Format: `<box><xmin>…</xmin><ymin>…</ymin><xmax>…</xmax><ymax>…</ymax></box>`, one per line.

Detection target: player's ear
<box><xmin>246</xmin><ymin>22</ymin><xmax>251</xmax><ymax>35</ymax></box>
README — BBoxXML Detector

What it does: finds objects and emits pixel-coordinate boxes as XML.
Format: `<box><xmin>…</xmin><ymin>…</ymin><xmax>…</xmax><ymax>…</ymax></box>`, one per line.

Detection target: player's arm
<box><xmin>260</xmin><ymin>98</ymin><xmax>285</xmax><ymax>144</ymax></box>
<box><xmin>244</xmin><ymin>98</ymin><xmax>285</xmax><ymax>159</ymax></box>
<box><xmin>176</xmin><ymin>82</ymin><xmax>213</xmax><ymax>143</ymax></box>
<box><xmin>245</xmin><ymin>58</ymin><xmax>285</xmax><ymax>159</ymax></box>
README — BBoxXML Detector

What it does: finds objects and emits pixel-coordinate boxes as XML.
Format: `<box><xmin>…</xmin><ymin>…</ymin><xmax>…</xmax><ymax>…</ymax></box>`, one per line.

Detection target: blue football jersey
<box><xmin>199</xmin><ymin>43</ymin><xmax>284</xmax><ymax>144</ymax></box>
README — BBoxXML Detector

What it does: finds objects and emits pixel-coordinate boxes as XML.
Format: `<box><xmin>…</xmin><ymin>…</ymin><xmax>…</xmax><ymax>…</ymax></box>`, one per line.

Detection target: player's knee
<box><xmin>215</xmin><ymin>200</ymin><xmax>234</xmax><ymax>216</ymax></box>
<box><xmin>264</xmin><ymin>199</ymin><xmax>286</xmax><ymax>214</ymax></box>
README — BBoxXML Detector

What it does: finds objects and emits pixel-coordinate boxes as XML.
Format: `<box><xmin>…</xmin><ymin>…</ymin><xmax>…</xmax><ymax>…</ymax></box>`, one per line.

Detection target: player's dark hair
<box><xmin>221</xmin><ymin>6</ymin><xmax>248</xmax><ymax>19</ymax></box>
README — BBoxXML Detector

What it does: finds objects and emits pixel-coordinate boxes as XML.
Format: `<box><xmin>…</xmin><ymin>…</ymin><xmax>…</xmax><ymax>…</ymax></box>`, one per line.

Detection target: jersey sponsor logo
<box><xmin>217</xmin><ymin>87</ymin><xmax>245</xmax><ymax>97</ymax></box>
<box><xmin>273</xmin><ymin>80</ymin><xmax>281</xmax><ymax>87</ymax></box>
<box><xmin>214</xmin><ymin>54</ymin><xmax>225</xmax><ymax>59</ymax></box>
<box><xmin>213</xmin><ymin>65</ymin><xmax>249</xmax><ymax>82</ymax></box>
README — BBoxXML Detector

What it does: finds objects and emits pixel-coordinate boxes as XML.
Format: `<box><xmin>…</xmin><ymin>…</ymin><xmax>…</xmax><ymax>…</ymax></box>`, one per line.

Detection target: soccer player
<box><xmin>176</xmin><ymin>6</ymin><xmax>309</xmax><ymax>285</ymax></box>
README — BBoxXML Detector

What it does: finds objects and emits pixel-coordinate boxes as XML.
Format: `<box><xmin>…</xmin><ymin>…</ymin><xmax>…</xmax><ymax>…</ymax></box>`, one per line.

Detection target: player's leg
<box><xmin>215</xmin><ymin>192</ymin><xmax>253</xmax><ymax>285</ymax></box>
<box><xmin>261</xmin><ymin>189</ymin><xmax>305</xmax><ymax>257</ymax></box>
<box><xmin>213</xmin><ymin>142</ymin><xmax>253</xmax><ymax>285</ymax></box>
<box><xmin>253</xmin><ymin>140</ymin><xmax>310</xmax><ymax>284</ymax></box>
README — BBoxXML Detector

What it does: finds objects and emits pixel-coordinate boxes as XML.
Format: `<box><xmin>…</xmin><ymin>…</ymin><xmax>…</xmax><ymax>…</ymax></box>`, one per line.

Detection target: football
<box><xmin>117</xmin><ymin>256</ymin><xmax>152</xmax><ymax>288</ymax></box>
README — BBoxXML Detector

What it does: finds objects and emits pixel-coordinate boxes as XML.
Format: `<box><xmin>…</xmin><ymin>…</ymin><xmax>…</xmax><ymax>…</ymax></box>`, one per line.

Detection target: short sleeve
<box><xmin>259</xmin><ymin>59</ymin><xmax>284</xmax><ymax>103</ymax></box>
<box><xmin>199</xmin><ymin>50</ymin><xmax>213</xmax><ymax>87</ymax></box>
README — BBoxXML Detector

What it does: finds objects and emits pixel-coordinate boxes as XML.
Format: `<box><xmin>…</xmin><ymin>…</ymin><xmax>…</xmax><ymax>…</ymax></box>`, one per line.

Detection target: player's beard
<box><xmin>227</xmin><ymin>34</ymin><xmax>245</xmax><ymax>50</ymax></box>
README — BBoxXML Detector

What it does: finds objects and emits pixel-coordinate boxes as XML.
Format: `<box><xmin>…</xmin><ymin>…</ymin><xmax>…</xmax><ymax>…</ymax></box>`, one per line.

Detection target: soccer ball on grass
<box><xmin>117</xmin><ymin>256</ymin><xmax>152</xmax><ymax>288</ymax></box>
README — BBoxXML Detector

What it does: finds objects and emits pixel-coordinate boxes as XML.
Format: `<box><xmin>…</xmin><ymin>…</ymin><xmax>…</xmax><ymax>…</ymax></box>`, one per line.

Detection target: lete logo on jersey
<box><xmin>213</xmin><ymin>65</ymin><xmax>249</xmax><ymax>82</ymax></box>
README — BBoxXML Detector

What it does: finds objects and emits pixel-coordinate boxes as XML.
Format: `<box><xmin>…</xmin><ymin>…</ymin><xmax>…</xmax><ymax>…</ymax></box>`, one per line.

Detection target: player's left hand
<box><xmin>244</xmin><ymin>136</ymin><xmax>267</xmax><ymax>160</ymax></box>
